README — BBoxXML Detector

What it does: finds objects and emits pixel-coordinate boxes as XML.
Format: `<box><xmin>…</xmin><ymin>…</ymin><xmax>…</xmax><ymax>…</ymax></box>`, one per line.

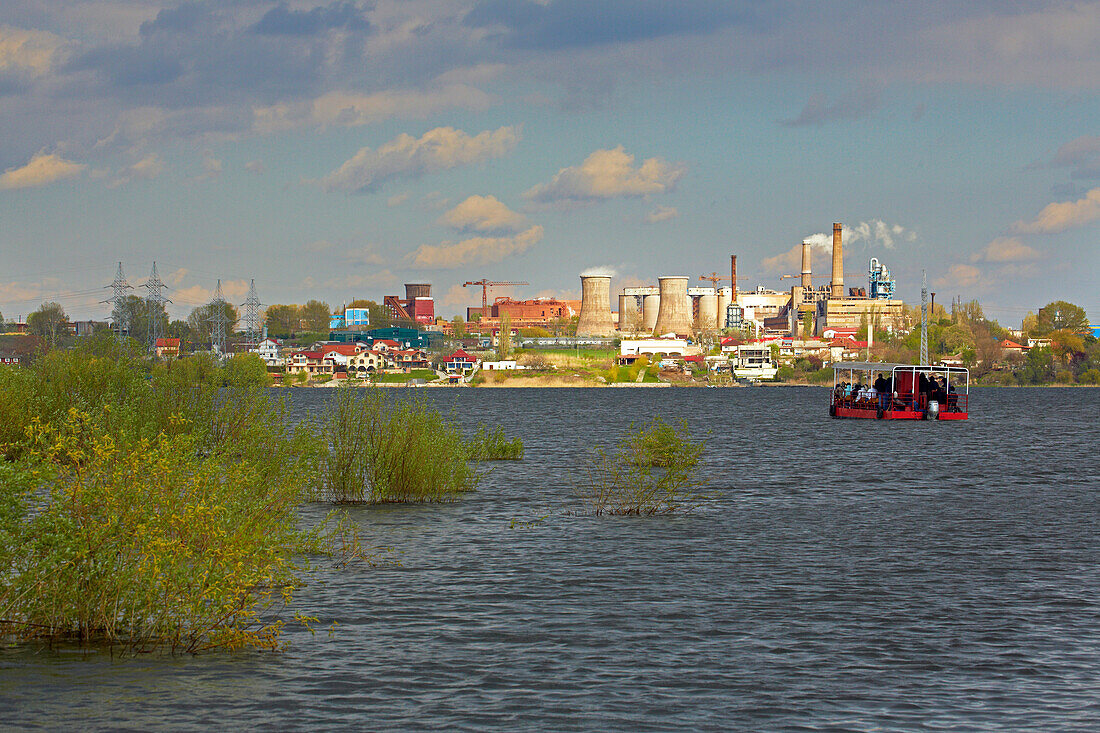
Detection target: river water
<box><xmin>3</xmin><ymin>387</ymin><xmax>1099</xmax><ymax>731</ymax></box>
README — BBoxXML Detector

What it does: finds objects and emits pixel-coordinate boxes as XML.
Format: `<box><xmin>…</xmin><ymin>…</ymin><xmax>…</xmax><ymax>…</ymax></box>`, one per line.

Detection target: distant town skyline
<box><xmin>2</xmin><ymin>1</ymin><xmax>1099</xmax><ymax>326</ymax></box>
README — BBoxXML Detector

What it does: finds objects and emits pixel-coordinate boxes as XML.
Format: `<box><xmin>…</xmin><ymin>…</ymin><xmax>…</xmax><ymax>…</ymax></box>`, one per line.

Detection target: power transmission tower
<box><xmin>207</xmin><ymin>280</ymin><xmax>229</xmax><ymax>356</ymax></box>
<box><xmin>143</xmin><ymin>261</ymin><xmax>171</xmax><ymax>350</ymax></box>
<box><xmin>105</xmin><ymin>262</ymin><xmax>133</xmax><ymax>341</ymax></box>
<box><xmin>241</xmin><ymin>279</ymin><xmax>261</xmax><ymax>345</ymax></box>
<box><xmin>919</xmin><ymin>269</ymin><xmax>929</xmax><ymax>366</ymax></box>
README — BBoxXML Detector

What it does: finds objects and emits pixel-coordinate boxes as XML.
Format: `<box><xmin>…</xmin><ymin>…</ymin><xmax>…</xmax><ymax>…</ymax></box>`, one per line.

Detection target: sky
<box><xmin>1</xmin><ymin>0</ymin><xmax>1099</xmax><ymax>326</ymax></box>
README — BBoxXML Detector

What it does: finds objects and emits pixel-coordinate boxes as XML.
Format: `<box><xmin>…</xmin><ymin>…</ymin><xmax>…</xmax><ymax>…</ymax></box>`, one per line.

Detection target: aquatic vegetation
<box><xmin>315</xmin><ymin>385</ymin><xmax>478</xmax><ymax>504</ymax></box>
<box><xmin>0</xmin><ymin>342</ymin><xmax>334</xmax><ymax>653</ymax></box>
<box><xmin>578</xmin><ymin>417</ymin><xmax>706</xmax><ymax>516</ymax></box>
<box><xmin>465</xmin><ymin>423</ymin><xmax>524</xmax><ymax>461</ymax></box>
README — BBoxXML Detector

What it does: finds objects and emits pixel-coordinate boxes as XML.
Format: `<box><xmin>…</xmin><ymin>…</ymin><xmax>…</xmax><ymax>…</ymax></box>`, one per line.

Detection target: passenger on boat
<box><xmin>873</xmin><ymin>373</ymin><xmax>890</xmax><ymax>410</ymax></box>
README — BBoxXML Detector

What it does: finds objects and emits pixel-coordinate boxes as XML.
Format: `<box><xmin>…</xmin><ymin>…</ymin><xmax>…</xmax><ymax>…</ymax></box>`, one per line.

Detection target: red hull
<box><xmin>833</xmin><ymin>406</ymin><xmax>968</xmax><ymax>420</ymax></box>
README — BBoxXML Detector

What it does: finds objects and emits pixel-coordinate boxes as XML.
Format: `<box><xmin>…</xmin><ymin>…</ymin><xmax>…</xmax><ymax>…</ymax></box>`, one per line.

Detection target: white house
<box><xmin>250</xmin><ymin>338</ymin><xmax>282</xmax><ymax>366</ymax></box>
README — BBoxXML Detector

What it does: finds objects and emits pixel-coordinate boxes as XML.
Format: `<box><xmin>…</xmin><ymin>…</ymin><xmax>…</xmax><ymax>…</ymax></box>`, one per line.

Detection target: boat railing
<box><xmin>830</xmin><ymin>391</ymin><xmax>968</xmax><ymax>414</ymax></box>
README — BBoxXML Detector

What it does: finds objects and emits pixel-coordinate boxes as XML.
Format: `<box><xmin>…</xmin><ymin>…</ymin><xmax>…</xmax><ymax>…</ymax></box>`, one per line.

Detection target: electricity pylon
<box><xmin>105</xmin><ymin>262</ymin><xmax>133</xmax><ymax>341</ymax></box>
<box><xmin>207</xmin><ymin>280</ymin><xmax>229</xmax><ymax>356</ymax></box>
<box><xmin>241</xmin><ymin>279</ymin><xmax>261</xmax><ymax>345</ymax></box>
<box><xmin>143</xmin><ymin>261</ymin><xmax>171</xmax><ymax>350</ymax></box>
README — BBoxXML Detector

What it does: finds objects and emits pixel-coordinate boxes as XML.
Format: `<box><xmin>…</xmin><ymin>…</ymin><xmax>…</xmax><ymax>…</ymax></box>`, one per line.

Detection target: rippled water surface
<box><xmin>4</xmin><ymin>387</ymin><xmax>1099</xmax><ymax>731</ymax></box>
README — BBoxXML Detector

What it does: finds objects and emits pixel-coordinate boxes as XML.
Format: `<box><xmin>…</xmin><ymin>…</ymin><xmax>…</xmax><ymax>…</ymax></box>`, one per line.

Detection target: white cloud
<box><xmin>525</xmin><ymin>146</ymin><xmax>685</xmax><ymax>205</ymax></box>
<box><xmin>0</xmin><ymin>25</ymin><xmax>67</xmax><ymax>75</ymax></box>
<box><xmin>410</xmin><ymin>225</ymin><xmax>544</xmax><ymax>269</ymax></box>
<box><xmin>970</xmin><ymin>237</ymin><xmax>1041</xmax><ymax>263</ymax></box>
<box><xmin>108</xmin><ymin>153</ymin><xmax>165</xmax><ymax>187</ymax></box>
<box><xmin>387</xmin><ymin>192</ymin><xmax>411</xmax><ymax>207</ymax></box>
<box><xmin>441</xmin><ymin>195</ymin><xmax>527</xmax><ymax>233</ymax></box>
<box><xmin>644</xmin><ymin>205</ymin><xmax>679</xmax><ymax>223</ymax></box>
<box><xmin>317</xmin><ymin>125</ymin><xmax>520</xmax><ymax>193</ymax></box>
<box><xmin>0</xmin><ymin>151</ymin><xmax>85</xmax><ymax>190</ymax></box>
<box><xmin>201</xmin><ymin>151</ymin><xmax>223</xmax><ymax>178</ymax></box>
<box><xmin>253</xmin><ymin>84</ymin><xmax>495</xmax><ymax>133</ymax></box>
<box><xmin>1015</xmin><ymin>187</ymin><xmax>1100</xmax><ymax>234</ymax></box>
<box><xmin>934</xmin><ymin>264</ymin><xmax>983</xmax><ymax>290</ymax></box>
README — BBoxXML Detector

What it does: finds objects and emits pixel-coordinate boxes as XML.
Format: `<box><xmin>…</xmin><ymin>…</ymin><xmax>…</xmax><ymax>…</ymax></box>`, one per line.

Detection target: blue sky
<box><xmin>1</xmin><ymin>1</ymin><xmax>1099</xmax><ymax>325</ymax></box>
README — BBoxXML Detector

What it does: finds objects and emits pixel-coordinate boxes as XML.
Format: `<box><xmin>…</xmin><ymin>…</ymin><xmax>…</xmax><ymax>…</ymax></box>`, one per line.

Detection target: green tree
<box><xmin>264</xmin><ymin>304</ymin><xmax>301</xmax><ymax>337</ymax></box>
<box><xmin>497</xmin><ymin>313</ymin><xmax>512</xmax><ymax>360</ymax></box>
<box><xmin>1021</xmin><ymin>311</ymin><xmax>1038</xmax><ymax>337</ymax></box>
<box><xmin>452</xmin><ymin>316</ymin><xmax>466</xmax><ymax>338</ymax></box>
<box><xmin>1018</xmin><ymin>346</ymin><xmax>1055</xmax><ymax>384</ymax></box>
<box><xmin>1036</xmin><ymin>301</ymin><xmax>1090</xmax><ymax>335</ymax></box>
<box><xmin>27</xmin><ymin>302</ymin><xmax>68</xmax><ymax>345</ymax></box>
<box><xmin>300</xmin><ymin>300</ymin><xmax>332</xmax><ymax>332</ymax></box>
<box><xmin>112</xmin><ymin>294</ymin><xmax>168</xmax><ymax>346</ymax></box>
<box><xmin>188</xmin><ymin>302</ymin><xmax>239</xmax><ymax>346</ymax></box>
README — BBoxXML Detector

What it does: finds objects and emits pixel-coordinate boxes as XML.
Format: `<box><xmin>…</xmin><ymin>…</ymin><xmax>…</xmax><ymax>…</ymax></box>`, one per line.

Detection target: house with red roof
<box><xmin>444</xmin><ymin>349</ymin><xmax>478</xmax><ymax>375</ymax></box>
<box><xmin>154</xmin><ymin>337</ymin><xmax>180</xmax><ymax>359</ymax></box>
<box><xmin>286</xmin><ymin>350</ymin><xmax>333</xmax><ymax>377</ymax></box>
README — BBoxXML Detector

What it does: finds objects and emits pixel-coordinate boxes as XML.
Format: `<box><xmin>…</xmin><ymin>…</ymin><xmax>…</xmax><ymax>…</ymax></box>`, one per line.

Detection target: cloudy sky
<box><xmin>2</xmin><ymin>0</ymin><xmax>1099</xmax><ymax>325</ymax></box>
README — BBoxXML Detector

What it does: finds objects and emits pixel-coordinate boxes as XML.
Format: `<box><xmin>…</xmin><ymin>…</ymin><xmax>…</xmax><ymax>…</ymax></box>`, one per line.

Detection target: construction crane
<box><xmin>463</xmin><ymin>279</ymin><xmax>528</xmax><ymax>313</ymax></box>
<box><xmin>699</xmin><ymin>273</ymin><xmax>731</xmax><ymax>288</ymax></box>
<box><xmin>779</xmin><ymin>273</ymin><xmax>829</xmax><ymax>280</ymax></box>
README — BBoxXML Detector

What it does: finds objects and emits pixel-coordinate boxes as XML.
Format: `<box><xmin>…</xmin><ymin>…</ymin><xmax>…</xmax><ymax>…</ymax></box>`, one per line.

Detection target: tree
<box><xmin>1036</xmin><ymin>301</ymin><xmax>1090</xmax><ymax>336</ymax></box>
<box><xmin>1050</xmin><ymin>329</ymin><xmax>1086</xmax><ymax>364</ymax></box>
<box><xmin>27</xmin><ymin>302</ymin><xmax>68</xmax><ymax>345</ymax></box>
<box><xmin>1021</xmin><ymin>311</ymin><xmax>1038</xmax><ymax>337</ymax></box>
<box><xmin>264</xmin><ymin>304</ymin><xmax>301</xmax><ymax>337</ymax></box>
<box><xmin>112</xmin><ymin>294</ymin><xmax>168</xmax><ymax>346</ymax></box>
<box><xmin>1018</xmin><ymin>346</ymin><xmax>1055</xmax><ymax>384</ymax></box>
<box><xmin>497</xmin><ymin>313</ymin><xmax>512</xmax><ymax>360</ymax></box>
<box><xmin>0</xmin><ymin>310</ymin><xmax>5</xmax><ymax>333</ymax></box>
<box><xmin>451</xmin><ymin>316</ymin><xmax>466</xmax><ymax>338</ymax></box>
<box><xmin>300</xmin><ymin>300</ymin><xmax>332</xmax><ymax>332</ymax></box>
<box><xmin>188</xmin><ymin>302</ymin><xmax>239</xmax><ymax>347</ymax></box>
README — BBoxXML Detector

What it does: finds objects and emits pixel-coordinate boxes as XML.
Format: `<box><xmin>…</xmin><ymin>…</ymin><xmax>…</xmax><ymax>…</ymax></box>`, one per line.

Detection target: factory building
<box><xmin>385</xmin><ymin>284</ymin><xmax>435</xmax><ymax>325</ymax></box>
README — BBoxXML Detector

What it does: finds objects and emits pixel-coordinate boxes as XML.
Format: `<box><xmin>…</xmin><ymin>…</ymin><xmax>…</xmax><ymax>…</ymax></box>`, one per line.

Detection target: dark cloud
<box><xmin>1047</xmin><ymin>135</ymin><xmax>1100</xmax><ymax>179</ymax></box>
<box><xmin>254</xmin><ymin>1</ymin><xmax>371</xmax><ymax>37</ymax></box>
<box><xmin>139</xmin><ymin>2</ymin><xmax>210</xmax><ymax>36</ymax></box>
<box><xmin>464</xmin><ymin>0</ymin><xmax>753</xmax><ymax>50</ymax></box>
<box><xmin>781</xmin><ymin>88</ymin><xmax>882</xmax><ymax>127</ymax></box>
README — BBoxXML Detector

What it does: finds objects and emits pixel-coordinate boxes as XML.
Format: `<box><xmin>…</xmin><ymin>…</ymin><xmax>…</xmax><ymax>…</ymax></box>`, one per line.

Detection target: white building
<box><xmin>250</xmin><ymin>338</ymin><xmax>282</xmax><ymax>366</ymax></box>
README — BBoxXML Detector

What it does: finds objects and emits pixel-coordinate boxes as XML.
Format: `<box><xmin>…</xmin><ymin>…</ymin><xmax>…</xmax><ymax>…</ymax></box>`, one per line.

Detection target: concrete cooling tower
<box><xmin>717</xmin><ymin>287</ymin><xmax>732</xmax><ymax>329</ymax></box>
<box><xmin>576</xmin><ymin>275</ymin><xmax>614</xmax><ymax>336</ymax></box>
<box><xmin>653</xmin><ymin>276</ymin><xmax>692</xmax><ymax>335</ymax></box>
<box><xmin>642</xmin><ymin>291</ymin><xmax>661</xmax><ymax>331</ymax></box>
<box><xmin>698</xmin><ymin>291</ymin><xmax>718</xmax><ymax>330</ymax></box>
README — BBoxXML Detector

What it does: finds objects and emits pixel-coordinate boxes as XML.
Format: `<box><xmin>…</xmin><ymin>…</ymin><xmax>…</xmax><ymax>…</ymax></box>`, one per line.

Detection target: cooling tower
<box><xmin>698</xmin><ymin>292</ymin><xmax>718</xmax><ymax>330</ymax></box>
<box><xmin>801</xmin><ymin>240</ymin><xmax>812</xmax><ymax>289</ymax></box>
<box><xmin>717</xmin><ymin>287</ymin><xmax>732</xmax><ymax>329</ymax></box>
<box><xmin>642</xmin><ymin>293</ymin><xmax>660</xmax><ymax>330</ymax></box>
<box><xmin>576</xmin><ymin>275</ymin><xmax>614</xmax><ymax>336</ymax></box>
<box><xmin>653</xmin><ymin>277</ymin><xmax>692</xmax><ymax>335</ymax></box>
<box><xmin>830</xmin><ymin>223</ymin><xmax>844</xmax><ymax>298</ymax></box>
<box><xmin>618</xmin><ymin>294</ymin><xmax>642</xmax><ymax>333</ymax></box>
<box><xmin>405</xmin><ymin>283</ymin><xmax>431</xmax><ymax>299</ymax></box>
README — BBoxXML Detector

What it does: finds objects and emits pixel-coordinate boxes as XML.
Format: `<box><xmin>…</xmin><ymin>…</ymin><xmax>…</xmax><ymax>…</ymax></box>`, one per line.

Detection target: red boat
<box><xmin>829</xmin><ymin>362</ymin><xmax>969</xmax><ymax>420</ymax></box>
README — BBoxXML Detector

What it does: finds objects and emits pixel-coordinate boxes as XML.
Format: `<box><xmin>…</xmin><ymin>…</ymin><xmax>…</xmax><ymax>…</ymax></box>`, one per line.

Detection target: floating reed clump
<box><xmin>465</xmin><ymin>423</ymin><xmax>524</xmax><ymax>461</ymax></box>
<box><xmin>578</xmin><ymin>417</ymin><xmax>706</xmax><ymax>516</ymax></box>
<box><xmin>316</xmin><ymin>385</ymin><xmax>478</xmax><ymax>503</ymax></box>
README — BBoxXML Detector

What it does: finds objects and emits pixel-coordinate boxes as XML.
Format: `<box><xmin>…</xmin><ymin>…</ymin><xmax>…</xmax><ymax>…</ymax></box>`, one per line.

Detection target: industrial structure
<box><xmin>576</xmin><ymin>275</ymin><xmax>615</xmax><ymax>337</ymax></box>
<box><xmin>653</xmin><ymin>276</ymin><xmax>693</xmax><ymax>336</ymax></box>
<box><xmin>384</xmin><ymin>283</ymin><xmax>435</xmax><ymax>325</ymax></box>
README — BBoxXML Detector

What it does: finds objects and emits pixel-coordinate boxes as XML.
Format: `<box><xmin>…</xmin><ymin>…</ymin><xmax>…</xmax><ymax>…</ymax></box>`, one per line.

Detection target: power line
<box><xmin>241</xmin><ymin>279</ymin><xmax>261</xmax><ymax>344</ymax></box>
<box><xmin>104</xmin><ymin>262</ymin><xmax>133</xmax><ymax>342</ymax></box>
<box><xmin>206</xmin><ymin>280</ymin><xmax>229</xmax><ymax>357</ymax></box>
<box><xmin>144</xmin><ymin>262</ymin><xmax>171</xmax><ymax>350</ymax></box>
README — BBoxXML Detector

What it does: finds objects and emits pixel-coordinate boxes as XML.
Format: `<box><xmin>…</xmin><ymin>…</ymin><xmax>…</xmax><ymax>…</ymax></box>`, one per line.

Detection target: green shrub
<box><xmin>316</xmin><ymin>386</ymin><xmax>478</xmax><ymax>503</ymax></box>
<box><xmin>578</xmin><ymin>417</ymin><xmax>706</xmax><ymax>515</ymax></box>
<box><xmin>466</xmin><ymin>423</ymin><xmax>524</xmax><ymax>460</ymax></box>
<box><xmin>0</xmin><ymin>345</ymin><xmax>327</xmax><ymax>653</ymax></box>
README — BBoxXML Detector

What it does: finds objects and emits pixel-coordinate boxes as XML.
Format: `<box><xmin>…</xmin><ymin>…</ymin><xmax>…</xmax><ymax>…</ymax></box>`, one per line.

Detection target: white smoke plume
<box><xmin>580</xmin><ymin>266</ymin><xmax>617</xmax><ymax>277</ymax></box>
<box><xmin>762</xmin><ymin>219</ymin><xmax>916</xmax><ymax>274</ymax></box>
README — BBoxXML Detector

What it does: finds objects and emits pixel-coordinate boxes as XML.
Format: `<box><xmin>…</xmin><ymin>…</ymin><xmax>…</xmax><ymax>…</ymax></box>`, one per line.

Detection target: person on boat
<box><xmin>873</xmin><ymin>373</ymin><xmax>890</xmax><ymax>410</ymax></box>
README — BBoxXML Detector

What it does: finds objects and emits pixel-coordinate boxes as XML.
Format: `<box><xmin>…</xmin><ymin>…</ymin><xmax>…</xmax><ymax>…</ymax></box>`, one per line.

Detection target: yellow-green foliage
<box><xmin>316</xmin><ymin>386</ymin><xmax>478</xmax><ymax>503</ymax></box>
<box><xmin>0</xmin><ymin>340</ymin><xmax>326</xmax><ymax>653</ymax></box>
<box><xmin>579</xmin><ymin>417</ymin><xmax>706</xmax><ymax>515</ymax></box>
<box><xmin>466</xmin><ymin>423</ymin><xmax>524</xmax><ymax>461</ymax></box>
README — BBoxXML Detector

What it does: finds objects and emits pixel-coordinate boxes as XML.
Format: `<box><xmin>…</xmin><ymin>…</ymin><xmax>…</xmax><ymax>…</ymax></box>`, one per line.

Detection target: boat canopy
<box><xmin>830</xmin><ymin>361</ymin><xmax>969</xmax><ymax>374</ymax></box>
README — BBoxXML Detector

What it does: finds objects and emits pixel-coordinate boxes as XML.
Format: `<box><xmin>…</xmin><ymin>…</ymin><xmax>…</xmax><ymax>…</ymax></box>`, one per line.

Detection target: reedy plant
<box><xmin>315</xmin><ymin>385</ymin><xmax>478</xmax><ymax>503</ymax></box>
<box><xmin>578</xmin><ymin>417</ymin><xmax>706</xmax><ymax>516</ymax></box>
<box><xmin>465</xmin><ymin>423</ymin><xmax>524</xmax><ymax>461</ymax></box>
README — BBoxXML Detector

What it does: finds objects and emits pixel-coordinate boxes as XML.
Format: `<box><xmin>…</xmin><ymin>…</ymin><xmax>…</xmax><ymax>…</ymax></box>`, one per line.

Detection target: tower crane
<box><xmin>463</xmin><ymin>279</ymin><xmax>529</xmax><ymax>313</ymax></box>
<box><xmin>779</xmin><ymin>273</ymin><xmax>829</xmax><ymax>280</ymax></box>
<box><xmin>699</xmin><ymin>273</ymin><xmax>731</xmax><ymax>288</ymax></box>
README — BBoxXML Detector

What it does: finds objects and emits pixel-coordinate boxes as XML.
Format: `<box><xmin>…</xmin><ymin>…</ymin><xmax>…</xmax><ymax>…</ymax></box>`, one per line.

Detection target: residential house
<box><xmin>286</xmin><ymin>351</ymin><xmax>333</xmax><ymax>377</ymax></box>
<box><xmin>250</xmin><ymin>337</ymin><xmax>283</xmax><ymax>366</ymax></box>
<box><xmin>347</xmin><ymin>350</ymin><xmax>387</xmax><ymax>376</ymax></box>
<box><xmin>444</xmin><ymin>349</ymin><xmax>478</xmax><ymax>375</ymax></box>
<box><xmin>390</xmin><ymin>348</ymin><xmax>430</xmax><ymax>371</ymax></box>
<box><xmin>154</xmin><ymin>338</ymin><xmax>180</xmax><ymax>359</ymax></box>
<box><xmin>319</xmin><ymin>343</ymin><xmax>365</xmax><ymax>367</ymax></box>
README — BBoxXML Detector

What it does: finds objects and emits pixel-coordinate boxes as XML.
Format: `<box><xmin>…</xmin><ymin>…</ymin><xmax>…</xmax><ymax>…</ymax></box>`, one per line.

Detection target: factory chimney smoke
<box><xmin>576</xmin><ymin>275</ymin><xmax>614</xmax><ymax>336</ymax></box>
<box><xmin>830</xmin><ymin>222</ymin><xmax>844</xmax><ymax>298</ymax></box>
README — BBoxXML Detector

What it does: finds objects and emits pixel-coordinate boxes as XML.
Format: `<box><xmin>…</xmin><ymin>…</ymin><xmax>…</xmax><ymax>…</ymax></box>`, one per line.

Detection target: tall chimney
<box><xmin>801</xmin><ymin>240</ymin><xmax>812</xmax><ymax>289</ymax></box>
<box><xmin>830</xmin><ymin>222</ymin><xmax>844</xmax><ymax>298</ymax></box>
<box><xmin>730</xmin><ymin>255</ymin><xmax>737</xmax><ymax>296</ymax></box>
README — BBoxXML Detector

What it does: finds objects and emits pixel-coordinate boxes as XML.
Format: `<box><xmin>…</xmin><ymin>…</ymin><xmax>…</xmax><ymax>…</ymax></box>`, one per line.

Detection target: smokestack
<box><xmin>730</xmin><ymin>255</ymin><xmax>738</xmax><ymax>296</ymax></box>
<box><xmin>801</xmin><ymin>240</ymin><xmax>812</xmax><ymax>289</ymax></box>
<box><xmin>576</xmin><ymin>276</ymin><xmax>614</xmax><ymax>336</ymax></box>
<box><xmin>830</xmin><ymin>222</ymin><xmax>844</xmax><ymax>298</ymax></box>
<box><xmin>653</xmin><ymin>276</ymin><xmax>693</xmax><ymax>335</ymax></box>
